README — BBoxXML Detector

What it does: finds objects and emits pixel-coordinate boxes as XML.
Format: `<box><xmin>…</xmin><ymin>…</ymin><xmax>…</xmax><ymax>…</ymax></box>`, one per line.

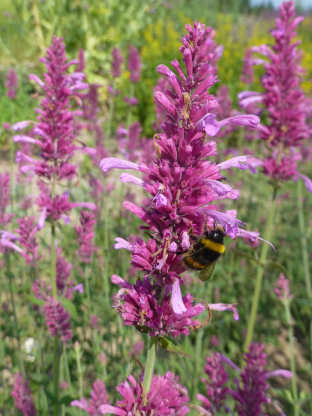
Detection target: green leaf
<box><xmin>60</xmin><ymin>395</ymin><xmax>74</xmax><ymax>405</ymax></box>
<box><xmin>158</xmin><ymin>336</ymin><xmax>193</xmax><ymax>358</ymax></box>
<box><xmin>27</xmin><ymin>295</ymin><xmax>44</xmax><ymax>307</ymax></box>
<box><xmin>44</xmin><ymin>389</ymin><xmax>58</xmax><ymax>405</ymax></box>
<box><xmin>61</xmin><ymin>298</ymin><xmax>79</xmax><ymax>320</ymax></box>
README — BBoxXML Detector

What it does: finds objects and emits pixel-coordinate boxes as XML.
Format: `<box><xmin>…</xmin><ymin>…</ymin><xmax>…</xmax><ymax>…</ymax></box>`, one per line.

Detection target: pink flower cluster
<box><xmin>240</xmin><ymin>1</ymin><xmax>311</xmax><ymax>189</ymax></box>
<box><xmin>11</xmin><ymin>372</ymin><xmax>36</xmax><ymax>416</ymax></box>
<box><xmin>101</xmin><ymin>22</ymin><xmax>260</xmax><ymax>337</ymax></box>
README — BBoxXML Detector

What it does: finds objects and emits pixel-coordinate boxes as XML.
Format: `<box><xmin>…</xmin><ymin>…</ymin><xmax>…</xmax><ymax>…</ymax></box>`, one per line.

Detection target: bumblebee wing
<box><xmin>198</xmin><ymin>261</ymin><xmax>217</xmax><ymax>282</ymax></box>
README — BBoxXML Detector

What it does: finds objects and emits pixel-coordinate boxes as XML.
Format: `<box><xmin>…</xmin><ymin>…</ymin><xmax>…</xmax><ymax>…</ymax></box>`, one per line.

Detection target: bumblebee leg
<box><xmin>176</xmin><ymin>249</ymin><xmax>189</xmax><ymax>255</ymax></box>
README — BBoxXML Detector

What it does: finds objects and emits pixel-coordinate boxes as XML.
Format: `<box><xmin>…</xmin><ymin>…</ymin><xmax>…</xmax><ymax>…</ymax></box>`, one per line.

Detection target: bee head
<box><xmin>206</xmin><ymin>227</ymin><xmax>225</xmax><ymax>243</ymax></box>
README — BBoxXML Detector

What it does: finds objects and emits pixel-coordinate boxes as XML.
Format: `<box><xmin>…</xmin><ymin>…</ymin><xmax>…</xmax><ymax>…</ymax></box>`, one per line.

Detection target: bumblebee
<box><xmin>182</xmin><ymin>226</ymin><xmax>225</xmax><ymax>281</ymax></box>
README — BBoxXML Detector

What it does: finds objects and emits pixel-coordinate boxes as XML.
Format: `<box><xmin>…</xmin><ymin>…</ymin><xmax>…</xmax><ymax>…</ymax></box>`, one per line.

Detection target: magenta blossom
<box><xmin>44</xmin><ymin>296</ymin><xmax>73</xmax><ymax>342</ymax></box>
<box><xmin>274</xmin><ymin>273</ymin><xmax>293</xmax><ymax>301</ymax></box>
<box><xmin>72</xmin><ymin>380</ymin><xmax>109</xmax><ymax>416</ymax></box>
<box><xmin>223</xmin><ymin>342</ymin><xmax>291</xmax><ymax>416</ymax></box>
<box><xmin>239</xmin><ymin>1</ymin><xmax>311</xmax><ymax>190</ymax></box>
<box><xmin>75</xmin><ymin>210</ymin><xmax>97</xmax><ymax>263</ymax></box>
<box><xmin>128</xmin><ymin>45</ymin><xmax>142</xmax><ymax>82</ymax></box>
<box><xmin>197</xmin><ymin>353</ymin><xmax>229</xmax><ymax>415</ymax></box>
<box><xmin>111</xmin><ymin>47</ymin><xmax>123</xmax><ymax>78</ymax></box>
<box><xmin>99</xmin><ymin>372</ymin><xmax>189</xmax><ymax>416</ymax></box>
<box><xmin>11</xmin><ymin>372</ymin><xmax>36</xmax><ymax>416</ymax></box>
<box><xmin>100</xmin><ymin>23</ymin><xmax>262</xmax><ymax>335</ymax></box>
<box><xmin>6</xmin><ymin>68</ymin><xmax>18</xmax><ymax>100</ymax></box>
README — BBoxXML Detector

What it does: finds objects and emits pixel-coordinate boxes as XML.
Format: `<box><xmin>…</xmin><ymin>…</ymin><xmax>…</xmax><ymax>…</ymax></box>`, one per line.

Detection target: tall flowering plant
<box><xmin>198</xmin><ymin>343</ymin><xmax>292</xmax><ymax>415</ymax></box>
<box><xmin>238</xmin><ymin>0</ymin><xmax>312</xmax><ymax>349</ymax></box>
<box><xmin>9</xmin><ymin>36</ymin><xmax>95</xmax><ymax>415</ymax></box>
<box><xmin>100</xmin><ymin>21</ymin><xmax>260</xmax><ymax>398</ymax></box>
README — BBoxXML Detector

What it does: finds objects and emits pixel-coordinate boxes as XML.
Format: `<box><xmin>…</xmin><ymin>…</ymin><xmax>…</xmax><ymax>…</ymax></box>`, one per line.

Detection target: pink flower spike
<box><xmin>114</xmin><ymin>237</ymin><xmax>133</xmax><ymax>251</ymax></box>
<box><xmin>274</xmin><ymin>273</ymin><xmax>293</xmax><ymax>301</ymax></box>
<box><xmin>120</xmin><ymin>173</ymin><xmax>144</xmax><ymax>187</ymax></box>
<box><xmin>29</xmin><ymin>74</ymin><xmax>45</xmax><ymax>88</ymax></box>
<box><xmin>11</xmin><ymin>121</ymin><xmax>34</xmax><ymax>131</ymax></box>
<box><xmin>100</xmin><ymin>157</ymin><xmax>139</xmax><ymax>173</ymax></box>
<box><xmin>172</xmin><ymin>279</ymin><xmax>187</xmax><ymax>314</ymax></box>
<box><xmin>217</xmin><ymin>155</ymin><xmax>250</xmax><ymax>171</ymax></box>
<box><xmin>209</xmin><ymin>303</ymin><xmax>239</xmax><ymax>320</ymax></box>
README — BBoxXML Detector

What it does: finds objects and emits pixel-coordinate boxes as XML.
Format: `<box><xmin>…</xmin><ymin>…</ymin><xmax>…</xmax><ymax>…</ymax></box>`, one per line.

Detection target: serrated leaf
<box><xmin>61</xmin><ymin>298</ymin><xmax>79</xmax><ymax>320</ymax></box>
<box><xmin>158</xmin><ymin>336</ymin><xmax>192</xmax><ymax>358</ymax></box>
<box><xmin>27</xmin><ymin>295</ymin><xmax>44</xmax><ymax>307</ymax></box>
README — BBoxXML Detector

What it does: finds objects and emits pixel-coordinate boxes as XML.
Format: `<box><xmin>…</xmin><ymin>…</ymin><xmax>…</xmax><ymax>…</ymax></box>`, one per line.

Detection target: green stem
<box><xmin>75</xmin><ymin>343</ymin><xmax>83</xmax><ymax>399</ymax></box>
<box><xmin>285</xmin><ymin>301</ymin><xmax>299</xmax><ymax>416</ymax></box>
<box><xmin>244</xmin><ymin>187</ymin><xmax>277</xmax><ymax>351</ymax></box>
<box><xmin>51</xmin><ymin>176</ymin><xmax>60</xmax><ymax>416</ymax></box>
<box><xmin>6</xmin><ymin>254</ymin><xmax>24</xmax><ymax>375</ymax></box>
<box><xmin>297</xmin><ymin>180</ymin><xmax>312</xmax><ymax>298</ymax></box>
<box><xmin>53</xmin><ymin>336</ymin><xmax>61</xmax><ymax>416</ymax></box>
<box><xmin>10</xmin><ymin>102</ymin><xmax>15</xmax><ymax>216</ymax></box>
<box><xmin>297</xmin><ymin>179</ymin><xmax>312</xmax><ymax>407</ymax></box>
<box><xmin>142</xmin><ymin>337</ymin><xmax>157</xmax><ymax>395</ymax></box>
<box><xmin>106</xmin><ymin>79</ymin><xmax>116</xmax><ymax>140</ymax></box>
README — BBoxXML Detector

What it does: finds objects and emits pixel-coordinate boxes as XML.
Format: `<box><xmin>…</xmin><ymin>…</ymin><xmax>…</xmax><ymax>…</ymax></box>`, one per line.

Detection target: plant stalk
<box><xmin>296</xmin><ymin>179</ymin><xmax>312</xmax><ymax>298</ymax></box>
<box><xmin>142</xmin><ymin>337</ymin><xmax>157</xmax><ymax>395</ymax></box>
<box><xmin>244</xmin><ymin>187</ymin><xmax>277</xmax><ymax>350</ymax></box>
<box><xmin>53</xmin><ymin>336</ymin><xmax>61</xmax><ymax>416</ymax></box>
<box><xmin>6</xmin><ymin>254</ymin><xmax>24</xmax><ymax>375</ymax></box>
<box><xmin>284</xmin><ymin>301</ymin><xmax>299</xmax><ymax>416</ymax></box>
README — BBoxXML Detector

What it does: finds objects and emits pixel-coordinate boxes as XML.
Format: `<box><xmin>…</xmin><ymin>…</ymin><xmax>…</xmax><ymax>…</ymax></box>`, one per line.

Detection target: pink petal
<box><xmin>29</xmin><ymin>74</ymin><xmax>45</xmax><ymax>87</ymax></box>
<box><xmin>99</xmin><ymin>405</ymin><xmax>127</xmax><ymax>415</ymax></box>
<box><xmin>267</xmin><ymin>369</ymin><xmax>292</xmax><ymax>379</ymax></box>
<box><xmin>37</xmin><ymin>207</ymin><xmax>47</xmax><ymax>230</ymax></box>
<box><xmin>71</xmin><ymin>202</ymin><xmax>96</xmax><ymax>211</ymax></box>
<box><xmin>298</xmin><ymin>173</ymin><xmax>312</xmax><ymax>192</ymax></box>
<box><xmin>218</xmin><ymin>115</ymin><xmax>259</xmax><ymax>129</ymax></box>
<box><xmin>111</xmin><ymin>274</ymin><xmax>132</xmax><ymax>289</ymax></box>
<box><xmin>114</xmin><ymin>238</ymin><xmax>132</xmax><ymax>251</ymax></box>
<box><xmin>11</xmin><ymin>121</ymin><xmax>35</xmax><ymax>131</ymax></box>
<box><xmin>13</xmin><ymin>135</ymin><xmax>41</xmax><ymax>145</ymax></box>
<box><xmin>120</xmin><ymin>173</ymin><xmax>144</xmax><ymax>187</ymax></box>
<box><xmin>100</xmin><ymin>158</ymin><xmax>139</xmax><ymax>173</ymax></box>
<box><xmin>217</xmin><ymin>155</ymin><xmax>250</xmax><ymax>170</ymax></box>
<box><xmin>171</xmin><ymin>279</ymin><xmax>187</xmax><ymax>314</ymax></box>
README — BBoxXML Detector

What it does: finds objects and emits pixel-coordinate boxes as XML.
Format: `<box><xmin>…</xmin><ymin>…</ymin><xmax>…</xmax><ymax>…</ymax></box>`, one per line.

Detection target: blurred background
<box><xmin>0</xmin><ymin>1</ymin><xmax>312</xmax><ymax>415</ymax></box>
